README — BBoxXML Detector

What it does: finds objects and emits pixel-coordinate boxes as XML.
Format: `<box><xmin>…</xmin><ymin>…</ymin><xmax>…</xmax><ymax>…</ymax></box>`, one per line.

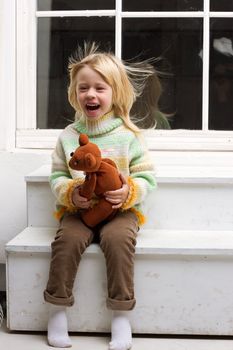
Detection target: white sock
<box><xmin>47</xmin><ymin>304</ymin><xmax>72</xmax><ymax>348</ymax></box>
<box><xmin>109</xmin><ymin>311</ymin><xmax>132</xmax><ymax>350</ymax></box>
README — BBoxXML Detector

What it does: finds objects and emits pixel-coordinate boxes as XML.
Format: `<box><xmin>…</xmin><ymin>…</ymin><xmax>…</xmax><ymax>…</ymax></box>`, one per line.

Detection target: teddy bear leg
<box><xmin>81</xmin><ymin>198</ymin><xmax>116</xmax><ymax>227</ymax></box>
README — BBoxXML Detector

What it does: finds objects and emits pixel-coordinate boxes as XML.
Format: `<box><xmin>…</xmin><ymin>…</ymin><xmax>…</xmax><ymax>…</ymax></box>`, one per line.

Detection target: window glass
<box><xmin>122</xmin><ymin>18</ymin><xmax>203</xmax><ymax>129</ymax></box>
<box><xmin>38</xmin><ymin>0</ymin><xmax>115</xmax><ymax>11</ymax></box>
<box><xmin>209</xmin><ymin>19</ymin><xmax>233</xmax><ymax>130</ymax></box>
<box><xmin>37</xmin><ymin>17</ymin><xmax>115</xmax><ymax>129</ymax></box>
<box><xmin>210</xmin><ymin>1</ymin><xmax>233</xmax><ymax>11</ymax></box>
<box><xmin>123</xmin><ymin>0</ymin><xmax>203</xmax><ymax>12</ymax></box>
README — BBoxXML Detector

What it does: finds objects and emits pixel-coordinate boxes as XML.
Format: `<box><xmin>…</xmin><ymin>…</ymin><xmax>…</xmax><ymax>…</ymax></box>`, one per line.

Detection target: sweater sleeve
<box><xmin>49</xmin><ymin>137</ymin><xmax>84</xmax><ymax>213</ymax></box>
<box><xmin>121</xmin><ymin>133</ymin><xmax>156</xmax><ymax>210</ymax></box>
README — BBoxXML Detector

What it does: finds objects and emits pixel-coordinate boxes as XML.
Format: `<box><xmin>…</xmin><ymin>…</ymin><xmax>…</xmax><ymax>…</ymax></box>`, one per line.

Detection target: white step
<box><xmin>26</xmin><ymin>165</ymin><xmax>233</xmax><ymax>230</ymax></box>
<box><xmin>6</xmin><ymin>226</ymin><xmax>233</xmax><ymax>335</ymax></box>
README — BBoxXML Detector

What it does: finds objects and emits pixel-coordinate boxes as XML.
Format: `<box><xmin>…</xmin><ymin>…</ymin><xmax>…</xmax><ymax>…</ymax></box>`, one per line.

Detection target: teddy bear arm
<box><xmin>80</xmin><ymin>173</ymin><xmax>97</xmax><ymax>200</ymax></box>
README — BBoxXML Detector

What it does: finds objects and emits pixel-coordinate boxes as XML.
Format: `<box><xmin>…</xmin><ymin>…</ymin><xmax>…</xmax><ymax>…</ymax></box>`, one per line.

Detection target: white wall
<box><xmin>0</xmin><ymin>0</ymin><xmax>16</xmax><ymax>151</ymax></box>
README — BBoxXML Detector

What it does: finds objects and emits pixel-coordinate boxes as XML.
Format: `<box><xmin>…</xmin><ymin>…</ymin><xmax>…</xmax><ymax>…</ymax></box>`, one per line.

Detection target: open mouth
<box><xmin>86</xmin><ymin>104</ymin><xmax>100</xmax><ymax>111</ymax></box>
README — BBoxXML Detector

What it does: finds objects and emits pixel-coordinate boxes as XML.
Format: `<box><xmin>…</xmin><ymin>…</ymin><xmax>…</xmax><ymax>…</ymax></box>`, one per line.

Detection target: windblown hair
<box><xmin>68</xmin><ymin>42</ymin><xmax>164</xmax><ymax>132</ymax></box>
<box><xmin>0</xmin><ymin>303</ymin><xmax>3</xmax><ymax>328</ymax></box>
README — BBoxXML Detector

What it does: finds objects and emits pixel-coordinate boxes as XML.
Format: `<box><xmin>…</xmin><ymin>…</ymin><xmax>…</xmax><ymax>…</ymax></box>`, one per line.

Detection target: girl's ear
<box><xmin>85</xmin><ymin>153</ymin><xmax>97</xmax><ymax>168</ymax></box>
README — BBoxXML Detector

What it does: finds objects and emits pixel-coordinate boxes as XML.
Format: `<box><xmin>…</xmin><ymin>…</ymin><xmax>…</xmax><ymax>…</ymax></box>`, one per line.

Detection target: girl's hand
<box><xmin>104</xmin><ymin>173</ymin><xmax>129</xmax><ymax>209</ymax></box>
<box><xmin>72</xmin><ymin>187</ymin><xmax>91</xmax><ymax>209</ymax></box>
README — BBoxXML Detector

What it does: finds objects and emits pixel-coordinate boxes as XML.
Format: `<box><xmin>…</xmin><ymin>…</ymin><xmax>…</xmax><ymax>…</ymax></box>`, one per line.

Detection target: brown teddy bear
<box><xmin>69</xmin><ymin>133</ymin><xmax>123</xmax><ymax>227</ymax></box>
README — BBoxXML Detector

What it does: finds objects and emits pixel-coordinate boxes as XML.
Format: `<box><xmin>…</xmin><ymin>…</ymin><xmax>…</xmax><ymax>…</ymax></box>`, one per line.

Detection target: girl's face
<box><xmin>76</xmin><ymin>65</ymin><xmax>113</xmax><ymax>119</ymax></box>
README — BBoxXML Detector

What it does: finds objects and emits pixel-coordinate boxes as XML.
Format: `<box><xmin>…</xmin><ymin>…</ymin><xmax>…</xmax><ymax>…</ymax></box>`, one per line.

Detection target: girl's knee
<box><xmin>52</xmin><ymin>227</ymin><xmax>92</xmax><ymax>254</ymax></box>
<box><xmin>100</xmin><ymin>227</ymin><xmax>136</xmax><ymax>251</ymax></box>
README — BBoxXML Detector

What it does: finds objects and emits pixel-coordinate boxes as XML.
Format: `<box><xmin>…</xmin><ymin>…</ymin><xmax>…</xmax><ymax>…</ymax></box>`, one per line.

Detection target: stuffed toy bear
<box><xmin>69</xmin><ymin>133</ymin><xmax>123</xmax><ymax>227</ymax></box>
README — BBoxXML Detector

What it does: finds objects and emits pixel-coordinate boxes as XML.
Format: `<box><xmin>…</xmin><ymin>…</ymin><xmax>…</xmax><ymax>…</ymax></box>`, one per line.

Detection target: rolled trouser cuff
<box><xmin>107</xmin><ymin>297</ymin><xmax>136</xmax><ymax>311</ymax></box>
<box><xmin>44</xmin><ymin>290</ymin><xmax>74</xmax><ymax>307</ymax></box>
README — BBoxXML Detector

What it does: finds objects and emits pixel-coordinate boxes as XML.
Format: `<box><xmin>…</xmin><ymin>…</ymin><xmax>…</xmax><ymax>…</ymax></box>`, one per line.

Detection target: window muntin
<box><xmin>37</xmin><ymin>15</ymin><xmax>203</xmax><ymax>130</ymax></box>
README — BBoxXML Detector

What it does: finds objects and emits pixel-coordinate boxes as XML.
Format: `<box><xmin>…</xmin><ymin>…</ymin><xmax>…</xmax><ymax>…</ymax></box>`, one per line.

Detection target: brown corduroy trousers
<box><xmin>44</xmin><ymin>210</ymin><xmax>138</xmax><ymax>310</ymax></box>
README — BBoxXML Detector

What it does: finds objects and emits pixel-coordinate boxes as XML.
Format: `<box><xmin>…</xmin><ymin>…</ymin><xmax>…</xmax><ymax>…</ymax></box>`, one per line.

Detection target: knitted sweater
<box><xmin>49</xmin><ymin>112</ymin><xmax>156</xmax><ymax>225</ymax></box>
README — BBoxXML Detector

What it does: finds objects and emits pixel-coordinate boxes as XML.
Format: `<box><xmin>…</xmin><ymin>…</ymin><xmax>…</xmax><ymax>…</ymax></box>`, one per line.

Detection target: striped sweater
<box><xmin>49</xmin><ymin>112</ymin><xmax>156</xmax><ymax>225</ymax></box>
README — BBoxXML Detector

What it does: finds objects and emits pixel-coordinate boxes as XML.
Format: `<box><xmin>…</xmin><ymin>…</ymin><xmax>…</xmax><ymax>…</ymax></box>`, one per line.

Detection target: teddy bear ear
<box><xmin>79</xmin><ymin>134</ymin><xmax>89</xmax><ymax>146</ymax></box>
<box><xmin>85</xmin><ymin>153</ymin><xmax>97</xmax><ymax>168</ymax></box>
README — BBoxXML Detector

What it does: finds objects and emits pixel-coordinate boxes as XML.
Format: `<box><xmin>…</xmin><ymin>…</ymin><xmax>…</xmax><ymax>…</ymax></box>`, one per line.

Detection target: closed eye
<box><xmin>78</xmin><ymin>86</ymin><xmax>88</xmax><ymax>92</ymax></box>
<box><xmin>96</xmin><ymin>85</ymin><xmax>106</xmax><ymax>91</ymax></box>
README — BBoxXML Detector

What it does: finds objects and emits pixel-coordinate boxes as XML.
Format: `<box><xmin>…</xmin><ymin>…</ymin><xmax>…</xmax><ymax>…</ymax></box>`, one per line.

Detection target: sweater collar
<box><xmin>74</xmin><ymin>111</ymin><xmax>123</xmax><ymax>137</ymax></box>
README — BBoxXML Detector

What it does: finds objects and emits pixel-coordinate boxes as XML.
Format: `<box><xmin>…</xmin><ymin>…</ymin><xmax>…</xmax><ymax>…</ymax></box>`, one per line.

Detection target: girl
<box><xmin>44</xmin><ymin>43</ymin><xmax>157</xmax><ymax>349</ymax></box>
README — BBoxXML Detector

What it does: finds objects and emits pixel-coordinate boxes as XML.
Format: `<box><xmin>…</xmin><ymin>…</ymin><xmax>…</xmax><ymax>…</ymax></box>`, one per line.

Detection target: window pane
<box><xmin>210</xmin><ymin>1</ymin><xmax>233</xmax><ymax>11</ymax></box>
<box><xmin>209</xmin><ymin>19</ymin><xmax>233</xmax><ymax>130</ymax></box>
<box><xmin>37</xmin><ymin>17</ymin><xmax>114</xmax><ymax>129</ymax></box>
<box><xmin>123</xmin><ymin>0</ymin><xmax>203</xmax><ymax>11</ymax></box>
<box><xmin>38</xmin><ymin>0</ymin><xmax>115</xmax><ymax>11</ymax></box>
<box><xmin>122</xmin><ymin>18</ymin><xmax>203</xmax><ymax>129</ymax></box>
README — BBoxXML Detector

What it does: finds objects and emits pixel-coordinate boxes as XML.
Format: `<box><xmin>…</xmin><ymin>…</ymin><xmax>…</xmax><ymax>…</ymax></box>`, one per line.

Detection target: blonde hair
<box><xmin>68</xmin><ymin>42</ymin><xmax>164</xmax><ymax>132</ymax></box>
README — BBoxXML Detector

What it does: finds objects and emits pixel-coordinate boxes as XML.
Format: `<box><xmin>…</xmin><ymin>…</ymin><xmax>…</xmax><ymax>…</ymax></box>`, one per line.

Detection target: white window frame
<box><xmin>15</xmin><ymin>0</ymin><xmax>233</xmax><ymax>151</ymax></box>
<box><xmin>0</xmin><ymin>0</ymin><xmax>16</xmax><ymax>150</ymax></box>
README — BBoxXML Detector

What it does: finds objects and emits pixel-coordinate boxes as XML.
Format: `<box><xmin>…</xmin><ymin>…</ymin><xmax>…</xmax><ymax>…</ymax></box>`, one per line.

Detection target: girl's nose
<box><xmin>86</xmin><ymin>88</ymin><xmax>95</xmax><ymax>98</ymax></box>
